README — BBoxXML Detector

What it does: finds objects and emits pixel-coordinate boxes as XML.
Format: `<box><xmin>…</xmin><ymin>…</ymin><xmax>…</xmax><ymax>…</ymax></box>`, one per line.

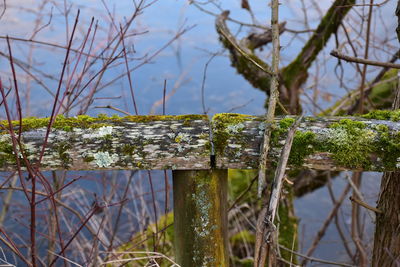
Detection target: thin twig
<box><xmin>349</xmin><ymin>172</ymin><xmax>368</xmax><ymax>266</ymax></box>
<box><xmin>301</xmin><ymin>183</ymin><xmax>351</xmax><ymax>265</ymax></box>
<box><xmin>94</xmin><ymin>105</ymin><xmax>132</xmax><ymax>116</ymax></box>
<box><xmin>217</xmin><ymin>12</ymin><xmax>273</xmax><ymax>76</ymax></box>
<box><xmin>200</xmin><ymin>53</ymin><xmax>218</xmax><ymax>115</ymax></box>
<box><xmin>147</xmin><ymin>171</ymin><xmax>158</xmax><ymax>251</ymax></box>
<box><xmin>279</xmin><ymin>245</ymin><xmax>357</xmax><ymax>267</ymax></box>
<box><xmin>46</xmin><ymin>251</ymin><xmax>82</xmax><ymax>267</ymax></box>
<box><xmin>0</xmin><ymin>0</ymin><xmax>6</xmax><ymax>20</ymax></box>
<box><xmin>0</xmin><ymin>35</ymin><xmax>114</xmax><ymax>60</ymax></box>
<box><xmin>229</xmin><ymin>174</ymin><xmax>258</xmax><ymax>211</ymax></box>
<box><xmin>330</xmin><ymin>50</ymin><xmax>400</xmax><ymax>69</ymax></box>
<box><xmin>107</xmin><ymin>171</ymin><xmax>135</xmax><ymax>252</ymax></box>
<box><xmin>349</xmin><ymin>196</ymin><xmax>383</xmax><ymax>214</ymax></box>
<box><xmin>120</xmin><ymin>24</ymin><xmax>138</xmax><ymax>115</ymax></box>
<box><xmin>345</xmin><ymin>173</ymin><xmax>378</xmax><ymax>219</ymax></box>
<box><xmin>0</xmin><ymin>227</ymin><xmax>31</xmax><ymax>266</ymax></box>
<box><xmin>256</xmin><ymin>0</ymin><xmax>281</xmax><ymax>197</ymax></box>
<box><xmin>38</xmin><ymin>9</ymin><xmax>80</xmax><ymax>164</ymax></box>
<box><xmin>162</xmin><ymin>80</ymin><xmax>167</xmax><ymax>115</ymax></box>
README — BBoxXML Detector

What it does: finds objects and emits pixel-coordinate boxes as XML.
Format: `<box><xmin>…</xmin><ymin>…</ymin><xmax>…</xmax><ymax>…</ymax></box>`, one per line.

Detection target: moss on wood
<box><xmin>173</xmin><ymin>170</ymin><xmax>228</xmax><ymax>267</ymax></box>
<box><xmin>212</xmin><ymin>113</ymin><xmax>257</xmax><ymax>156</ymax></box>
<box><xmin>0</xmin><ymin>114</ymin><xmax>208</xmax><ymax>134</ymax></box>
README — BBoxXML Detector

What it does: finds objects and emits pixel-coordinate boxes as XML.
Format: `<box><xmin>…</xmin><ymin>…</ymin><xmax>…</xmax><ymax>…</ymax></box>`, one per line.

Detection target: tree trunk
<box><xmin>372</xmin><ymin>4</ymin><xmax>400</xmax><ymax>264</ymax></box>
<box><xmin>372</xmin><ymin>171</ymin><xmax>400</xmax><ymax>266</ymax></box>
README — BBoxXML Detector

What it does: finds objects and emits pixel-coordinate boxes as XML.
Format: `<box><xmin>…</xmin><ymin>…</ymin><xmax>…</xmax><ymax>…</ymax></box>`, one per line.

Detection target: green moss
<box><xmin>62</xmin><ymin>126</ymin><xmax>73</xmax><ymax>132</ymax></box>
<box><xmin>325</xmin><ymin>119</ymin><xmax>374</xmax><ymax>168</ymax></box>
<box><xmin>0</xmin><ymin>115</ymin><xmax>111</xmax><ymax>133</ymax></box>
<box><xmin>97</xmin><ymin>113</ymin><xmax>108</xmax><ymax>120</ymax></box>
<box><xmin>268</xmin><ymin>117</ymin><xmax>400</xmax><ymax>170</ymax></box>
<box><xmin>101</xmin><ymin>134</ymin><xmax>113</xmax><ymax>140</ymax></box>
<box><xmin>279</xmin><ymin>117</ymin><xmax>295</xmax><ymax>129</ymax></box>
<box><xmin>289</xmin><ymin>131</ymin><xmax>317</xmax><ymax>166</ymax></box>
<box><xmin>368</xmin><ymin>69</ymin><xmax>398</xmax><ymax>110</ymax></box>
<box><xmin>277</xmin><ymin>187</ymin><xmax>298</xmax><ymax>262</ymax></box>
<box><xmin>121</xmin><ymin>144</ymin><xmax>136</xmax><ymax>156</ymax></box>
<box><xmin>231</xmin><ymin>257</ymin><xmax>253</xmax><ymax>267</ymax></box>
<box><xmin>0</xmin><ymin>139</ymin><xmax>34</xmax><ymax>167</ymax></box>
<box><xmin>305</xmin><ymin>116</ymin><xmax>317</xmax><ymax>122</ymax></box>
<box><xmin>269</xmin><ymin>117</ymin><xmax>297</xmax><ymax>146</ymax></box>
<box><xmin>235</xmin><ymin>53</ymin><xmax>271</xmax><ymax>89</ymax></box>
<box><xmin>124</xmin><ymin>114</ymin><xmax>207</xmax><ymax>123</ymax></box>
<box><xmin>212</xmin><ymin>113</ymin><xmax>257</xmax><ymax>155</ymax></box>
<box><xmin>0</xmin><ymin>114</ymin><xmax>208</xmax><ymax>134</ymax></box>
<box><xmin>362</xmin><ymin>109</ymin><xmax>400</xmax><ymax>121</ymax></box>
<box><xmin>56</xmin><ymin>142</ymin><xmax>72</xmax><ymax>167</ymax></box>
<box><xmin>372</xmin><ymin>124</ymin><xmax>400</xmax><ymax>169</ymax></box>
<box><xmin>230</xmin><ymin>230</ymin><xmax>255</xmax><ymax>245</ymax></box>
<box><xmin>0</xmin><ymin>140</ymin><xmax>16</xmax><ymax>166</ymax></box>
<box><xmin>83</xmin><ymin>155</ymin><xmax>94</xmax><ymax>163</ymax></box>
<box><xmin>114</xmin><ymin>212</ymin><xmax>174</xmax><ymax>267</ymax></box>
<box><xmin>97</xmin><ymin>137</ymin><xmax>113</xmax><ymax>153</ymax></box>
<box><xmin>212</xmin><ymin>113</ymin><xmax>255</xmax><ymax>125</ymax></box>
<box><xmin>217</xmin><ymin>29</ymin><xmax>271</xmax><ymax>92</ymax></box>
<box><xmin>282</xmin><ymin>0</ymin><xmax>355</xmax><ymax>88</ymax></box>
<box><xmin>330</xmin><ymin>118</ymin><xmax>366</xmax><ymax>129</ymax></box>
<box><xmin>285</xmin><ymin>119</ymin><xmax>380</xmax><ymax>169</ymax></box>
<box><xmin>321</xmin><ymin>70</ymin><xmax>398</xmax><ymax>116</ymax></box>
<box><xmin>269</xmin><ymin>117</ymin><xmax>397</xmax><ymax>169</ymax></box>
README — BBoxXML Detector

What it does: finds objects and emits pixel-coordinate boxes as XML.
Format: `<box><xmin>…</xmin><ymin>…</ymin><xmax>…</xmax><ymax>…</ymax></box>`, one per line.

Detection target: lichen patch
<box><xmin>94</xmin><ymin>152</ymin><xmax>119</xmax><ymax>168</ymax></box>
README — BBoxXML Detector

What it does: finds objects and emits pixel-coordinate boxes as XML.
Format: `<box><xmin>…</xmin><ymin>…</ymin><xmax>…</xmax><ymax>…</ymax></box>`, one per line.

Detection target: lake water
<box><xmin>0</xmin><ymin>0</ymin><xmax>394</xmax><ymax>265</ymax></box>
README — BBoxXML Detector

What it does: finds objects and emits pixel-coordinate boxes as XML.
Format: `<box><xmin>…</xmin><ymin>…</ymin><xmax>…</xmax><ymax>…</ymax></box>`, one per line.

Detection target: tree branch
<box><xmin>281</xmin><ymin>0</ymin><xmax>355</xmax><ymax>113</ymax></box>
<box><xmin>331</xmin><ymin>50</ymin><xmax>400</xmax><ymax>69</ymax></box>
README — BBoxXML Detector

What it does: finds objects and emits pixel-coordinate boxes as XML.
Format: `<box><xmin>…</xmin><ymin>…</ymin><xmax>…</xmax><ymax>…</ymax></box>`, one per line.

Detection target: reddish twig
<box><xmin>38</xmin><ymin>9</ymin><xmax>80</xmax><ymax>164</ymax></box>
<box><xmin>35</xmin><ymin>176</ymin><xmax>82</xmax><ymax>205</ymax></box>
<box><xmin>0</xmin><ymin>80</ymin><xmax>30</xmax><ymax>201</ymax></box>
<box><xmin>0</xmin><ymin>227</ymin><xmax>31</xmax><ymax>266</ymax></box>
<box><xmin>29</xmin><ymin>173</ymin><xmax>37</xmax><ymax>266</ymax></box>
<box><xmin>60</xmin><ymin>17</ymin><xmax>95</xmax><ymax>109</ymax></box>
<box><xmin>120</xmin><ymin>24</ymin><xmax>138</xmax><ymax>115</ymax></box>
<box><xmin>49</xmin><ymin>206</ymin><xmax>99</xmax><ymax>267</ymax></box>
<box><xmin>107</xmin><ymin>171</ymin><xmax>135</xmax><ymax>251</ymax></box>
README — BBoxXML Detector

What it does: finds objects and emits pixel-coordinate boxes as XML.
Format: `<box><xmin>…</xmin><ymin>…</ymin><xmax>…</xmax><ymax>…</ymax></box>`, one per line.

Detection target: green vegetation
<box><xmin>0</xmin><ymin>140</ymin><xmax>15</xmax><ymax>166</ymax></box>
<box><xmin>212</xmin><ymin>113</ymin><xmax>257</xmax><ymax>155</ymax></box>
<box><xmin>112</xmin><ymin>212</ymin><xmax>174</xmax><ymax>267</ymax></box>
<box><xmin>289</xmin><ymin>131</ymin><xmax>317</xmax><ymax>166</ymax></box>
<box><xmin>228</xmin><ymin>169</ymin><xmax>297</xmax><ymax>265</ymax></box>
<box><xmin>0</xmin><ymin>114</ymin><xmax>208</xmax><ymax>134</ymax></box>
<box><xmin>2</xmin><ymin>112</ymin><xmax>400</xmax><ymax>170</ymax></box>
<box><xmin>362</xmin><ymin>109</ymin><xmax>400</xmax><ymax>121</ymax></box>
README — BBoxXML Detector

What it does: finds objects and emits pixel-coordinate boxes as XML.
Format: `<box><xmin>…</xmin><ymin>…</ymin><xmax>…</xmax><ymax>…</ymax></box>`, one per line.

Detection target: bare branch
<box><xmin>331</xmin><ymin>50</ymin><xmax>400</xmax><ymax>69</ymax></box>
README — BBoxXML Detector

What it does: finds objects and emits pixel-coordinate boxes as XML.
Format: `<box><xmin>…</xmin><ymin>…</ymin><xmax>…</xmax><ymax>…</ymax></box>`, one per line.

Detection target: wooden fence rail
<box><xmin>1</xmin><ymin>112</ymin><xmax>400</xmax><ymax>266</ymax></box>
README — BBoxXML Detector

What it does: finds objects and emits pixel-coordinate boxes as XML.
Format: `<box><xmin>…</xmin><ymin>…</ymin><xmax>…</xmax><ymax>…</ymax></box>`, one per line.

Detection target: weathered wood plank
<box><xmin>2</xmin><ymin>112</ymin><xmax>400</xmax><ymax>171</ymax></box>
<box><xmin>172</xmin><ymin>170</ymin><xmax>228</xmax><ymax>267</ymax></box>
<box><xmin>213</xmin><ymin>113</ymin><xmax>400</xmax><ymax>171</ymax></box>
<box><xmin>0</xmin><ymin>115</ymin><xmax>210</xmax><ymax>171</ymax></box>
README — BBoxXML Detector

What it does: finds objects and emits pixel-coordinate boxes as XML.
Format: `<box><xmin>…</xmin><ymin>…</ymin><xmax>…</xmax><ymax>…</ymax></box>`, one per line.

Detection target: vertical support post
<box><xmin>172</xmin><ymin>169</ymin><xmax>228</xmax><ymax>267</ymax></box>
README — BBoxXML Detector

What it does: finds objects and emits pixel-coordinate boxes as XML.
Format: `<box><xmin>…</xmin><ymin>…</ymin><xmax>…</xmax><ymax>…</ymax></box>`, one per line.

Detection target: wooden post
<box><xmin>172</xmin><ymin>169</ymin><xmax>228</xmax><ymax>267</ymax></box>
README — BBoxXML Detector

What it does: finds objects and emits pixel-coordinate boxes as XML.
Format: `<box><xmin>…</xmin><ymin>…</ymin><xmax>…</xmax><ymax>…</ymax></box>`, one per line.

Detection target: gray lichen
<box><xmin>94</xmin><ymin>151</ymin><xmax>119</xmax><ymax>168</ymax></box>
